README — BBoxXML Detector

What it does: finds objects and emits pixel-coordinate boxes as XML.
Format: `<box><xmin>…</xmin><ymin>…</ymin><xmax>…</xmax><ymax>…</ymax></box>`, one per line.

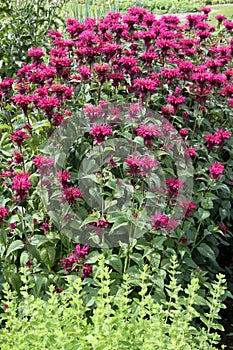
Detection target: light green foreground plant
<box><xmin>0</xmin><ymin>255</ymin><xmax>227</xmax><ymax>349</ymax></box>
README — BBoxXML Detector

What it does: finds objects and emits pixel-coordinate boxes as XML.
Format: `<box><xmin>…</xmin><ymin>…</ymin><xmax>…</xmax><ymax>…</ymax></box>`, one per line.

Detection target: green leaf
<box><xmin>197</xmin><ymin>208</ymin><xmax>210</xmax><ymax>221</ymax></box>
<box><xmin>109</xmin><ymin>255</ymin><xmax>122</xmax><ymax>274</ymax></box>
<box><xmin>6</xmin><ymin>240</ymin><xmax>24</xmax><ymax>257</ymax></box>
<box><xmin>110</xmin><ymin>216</ymin><xmax>128</xmax><ymax>232</ymax></box>
<box><xmin>30</xmin><ymin>235</ymin><xmax>49</xmax><ymax>247</ymax></box>
<box><xmin>20</xmin><ymin>251</ymin><xmax>29</xmax><ymax>265</ymax></box>
<box><xmin>129</xmin><ymin>253</ymin><xmax>143</xmax><ymax>269</ymax></box>
<box><xmin>151</xmin><ymin>271</ymin><xmax>165</xmax><ymax>289</ymax></box>
<box><xmin>197</xmin><ymin>243</ymin><xmax>216</xmax><ymax>261</ymax></box>
<box><xmin>85</xmin><ymin>251</ymin><xmax>100</xmax><ymax>264</ymax></box>
<box><xmin>40</xmin><ymin>246</ymin><xmax>56</xmax><ymax>269</ymax></box>
<box><xmin>0</xmin><ymin>125</ymin><xmax>11</xmax><ymax>130</ymax></box>
<box><xmin>28</xmin><ymin>245</ymin><xmax>41</xmax><ymax>261</ymax></box>
<box><xmin>9</xmin><ymin>273</ymin><xmax>22</xmax><ymax>292</ymax></box>
<box><xmin>33</xmin><ymin>119</ymin><xmax>50</xmax><ymax>130</ymax></box>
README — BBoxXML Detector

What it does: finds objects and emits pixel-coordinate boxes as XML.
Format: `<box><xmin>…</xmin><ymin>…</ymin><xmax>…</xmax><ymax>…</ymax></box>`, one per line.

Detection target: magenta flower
<box><xmin>179</xmin><ymin>128</ymin><xmax>189</xmax><ymax>136</ymax></box>
<box><xmin>12</xmin><ymin>172</ymin><xmax>32</xmax><ymax>200</ymax></box>
<box><xmin>81</xmin><ymin>264</ymin><xmax>93</xmax><ymax>278</ymax></box>
<box><xmin>166</xmin><ymin>178</ymin><xmax>184</xmax><ymax>197</ymax></box>
<box><xmin>33</xmin><ymin>156</ymin><xmax>54</xmax><ymax>168</ymax></box>
<box><xmin>28</xmin><ymin>47</ymin><xmax>45</xmax><ymax>57</ymax></box>
<box><xmin>205</xmin><ymin>129</ymin><xmax>230</xmax><ymax>150</ymax></box>
<box><xmin>125</xmin><ymin>153</ymin><xmax>157</xmax><ymax>177</ymax></box>
<box><xmin>40</xmin><ymin>219</ymin><xmax>50</xmax><ymax>232</ymax></box>
<box><xmin>62</xmin><ymin>187</ymin><xmax>83</xmax><ymax>204</ymax></box>
<box><xmin>10</xmin><ymin>129</ymin><xmax>29</xmax><ymax>146</ymax></box>
<box><xmin>13</xmin><ymin>151</ymin><xmax>24</xmax><ymax>164</ymax></box>
<box><xmin>179</xmin><ymin>200</ymin><xmax>196</xmax><ymax>218</ymax></box>
<box><xmin>136</xmin><ymin>124</ymin><xmax>160</xmax><ymax>146</ymax></box>
<box><xmin>161</xmin><ymin>104</ymin><xmax>175</xmax><ymax>116</ymax></box>
<box><xmin>151</xmin><ymin>213</ymin><xmax>169</xmax><ymax>230</ymax></box>
<box><xmin>133</xmin><ymin>77</ymin><xmax>158</xmax><ymax>100</ymax></box>
<box><xmin>9</xmin><ymin>222</ymin><xmax>17</xmax><ymax>230</ymax></box>
<box><xmin>201</xmin><ymin>7</ymin><xmax>212</xmax><ymax>14</ymax></box>
<box><xmin>215</xmin><ymin>15</ymin><xmax>227</xmax><ymax>24</ymax></box>
<box><xmin>186</xmin><ymin>147</ymin><xmax>196</xmax><ymax>157</ymax></box>
<box><xmin>0</xmin><ymin>206</ymin><xmax>8</xmax><ymax>223</ymax></box>
<box><xmin>11</xmin><ymin>94</ymin><xmax>33</xmax><ymax>114</ymax></box>
<box><xmin>60</xmin><ymin>244</ymin><xmax>91</xmax><ymax>276</ymax></box>
<box><xmin>56</xmin><ymin>170</ymin><xmax>71</xmax><ymax>188</ymax></box>
<box><xmin>33</xmin><ymin>156</ymin><xmax>54</xmax><ymax>176</ymax></box>
<box><xmin>209</xmin><ymin>162</ymin><xmax>225</xmax><ymax>179</ymax></box>
<box><xmin>89</xmin><ymin>124</ymin><xmax>112</xmax><ymax>144</ymax></box>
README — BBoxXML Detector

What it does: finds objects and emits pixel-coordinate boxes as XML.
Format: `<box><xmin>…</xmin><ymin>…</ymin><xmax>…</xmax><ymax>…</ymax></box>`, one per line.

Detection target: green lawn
<box><xmin>62</xmin><ymin>1</ymin><xmax>233</xmax><ymax>23</ymax></box>
<box><xmin>209</xmin><ymin>4</ymin><xmax>233</xmax><ymax>24</ymax></box>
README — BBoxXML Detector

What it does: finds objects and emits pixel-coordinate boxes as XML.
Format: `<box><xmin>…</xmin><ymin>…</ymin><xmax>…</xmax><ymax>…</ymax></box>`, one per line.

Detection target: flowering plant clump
<box><xmin>0</xmin><ymin>7</ymin><xmax>232</xmax><ymax>322</ymax></box>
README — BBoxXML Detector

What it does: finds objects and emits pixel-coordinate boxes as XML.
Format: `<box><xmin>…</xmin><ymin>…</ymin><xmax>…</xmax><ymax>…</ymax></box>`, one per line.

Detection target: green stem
<box><xmin>191</xmin><ymin>221</ymin><xmax>202</xmax><ymax>252</ymax></box>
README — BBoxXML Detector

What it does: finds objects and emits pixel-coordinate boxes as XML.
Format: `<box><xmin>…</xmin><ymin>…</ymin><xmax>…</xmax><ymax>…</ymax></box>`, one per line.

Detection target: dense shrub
<box><xmin>0</xmin><ymin>256</ymin><xmax>227</xmax><ymax>349</ymax></box>
<box><xmin>0</xmin><ymin>0</ymin><xmax>68</xmax><ymax>77</ymax></box>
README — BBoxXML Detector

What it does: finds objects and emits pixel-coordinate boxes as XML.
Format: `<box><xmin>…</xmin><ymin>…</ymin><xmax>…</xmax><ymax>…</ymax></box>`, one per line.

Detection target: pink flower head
<box><xmin>83</xmin><ymin>105</ymin><xmax>104</xmax><ymax>121</ymax></box>
<box><xmin>11</xmin><ymin>94</ymin><xmax>33</xmax><ymax>113</ymax></box>
<box><xmin>161</xmin><ymin>104</ymin><xmax>175</xmax><ymax>116</ymax></box>
<box><xmin>40</xmin><ymin>219</ymin><xmax>50</xmax><ymax>232</ymax></box>
<box><xmin>166</xmin><ymin>178</ymin><xmax>184</xmax><ymax>197</ymax></box>
<box><xmin>89</xmin><ymin>124</ymin><xmax>112</xmax><ymax>144</ymax></box>
<box><xmin>217</xmin><ymin>223</ymin><xmax>228</xmax><ymax>232</ymax></box>
<box><xmin>0</xmin><ymin>206</ymin><xmax>8</xmax><ymax>223</ymax></box>
<box><xmin>224</xmin><ymin>21</ymin><xmax>233</xmax><ymax>31</ymax></box>
<box><xmin>37</xmin><ymin>96</ymin><xmax>60</xmax><ymax>117</ymax></box>
<box><xmin>133</xmin><ymin>77</ymin><xmax>157</xmax><ymax>99</ymax></box>
<box><xmin>75</xmin><ymin>244</ymin><xmax>90</xmax><ymax>258</ymax></box>
<box><xmin>209</xmin><ymin>161</ymin><xmax>225</xmax><ymax>179</ymax></box>
<box><xmin>125</xmin><ymin>153</ymin><xmax>142</xmax><ymax>177</ymax></box>
<box><xmin>33</xmin><ymin>156</ymin><xmax>54</xmax><ymax>168</ymax></box>
<box><xmin>12</xmin><ymin>172</ymin><xmax>32</xmax><ymax>200</ymax></box>
<box><xmin>33</xmin><ymin>156</ymin><xmax>54</xmax><ymax>175</ymax></box>
<box><xmin>140</xmin><ymin>155</ymin><xmax>158</xmax><ymax>176</ymax></box>
<box><xmin>215</xmin><ymin>14</ymin><xmax>227</xmax><ymax>24</ymax></box>
<box><xmin>179</xmin><ymin>200</ymin><xmax>196</xmax><ymax>218</ymax></box>
<box><xmin>10</xmin><ymin>129</ymin><xmax>29</xmax><ymax>146</ymax></box>
<box><xmin>81</xmin><ymin>264</ymin><xmax>92</xmax><ymax>278</ymax></box>
<box><xmin>136</xmin><ymin>124</ymin><xmax>160</xmax><ymax>146</ymax></box>
<box><xmin>187</xmin><ymin>147</ymin><xmax>196</xmax><ymax>157</ymax></box>
<box><xmin>201</xmin><ymin>7</ymin><xmax>212</xmax><ymax>14</ymax></box>
<box><xmin>8</xmin><ymin>222</ymin><xmax>17</xmax><ymax>231</ymax></box>
<box><xmin>28</xmin><ymin>47</ymin><xmax>45</xmax><ymax>57</ymax></box>
<box><xmin>151</xmin><ymin>213</ymin><xmax>169</xmax><ymax>230</ymax></box>
<box><xmin>93</xmin><ymin>63</ymin><xmax>110</xmax><ymax>73</ymax></box>
<box><xmin>60</xmin><ymin>244</ymin><xmax>91</xmax><ymax>276</ymax></box>
<box><xmin>125</xmin><ymin>153</ymin><xmax>157</xmax><ymax>177</ymax></box>
<box><xmin>62</xmin><ymin>187</ymin><xmax>82</xmax><ymax>204</ymax></box>
<box><xmin>179</xmin><ymin>128</ymin><xmax>189</xmax><ymax>136</ymax></box>
<box><xmin>78</xmin><ymin>65</ymin><xmax>92</xmax><ymax>81</ymax></box>
<box><xmin>13</xmin><ymin>151</ymin><xmax>24</xmax><ymax>164</ymax></box>
<box><xmin>56</xmin><ymin>170</ymin><xmax>71</xmax><ymax>188</ymax></box>
<box><xmin>205</xmin><ymin>129</ymin><xmax>230</xmax><ymax>150</ymax></box>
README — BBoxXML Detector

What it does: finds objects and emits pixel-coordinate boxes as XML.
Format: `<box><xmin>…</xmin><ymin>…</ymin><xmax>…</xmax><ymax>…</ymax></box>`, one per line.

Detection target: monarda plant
<box><xmin>0</xmin><ymin>7</ymin><xmax>232</xmax><ymax>319</ymax></box>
